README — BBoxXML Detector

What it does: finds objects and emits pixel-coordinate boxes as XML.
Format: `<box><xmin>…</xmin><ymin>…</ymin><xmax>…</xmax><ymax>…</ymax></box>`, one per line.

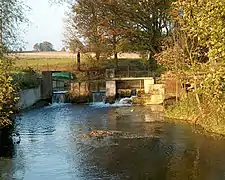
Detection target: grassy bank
<box><xmin>165</xmin><ymin>93</ymin><xmax>225</xmax><ymax>136</ymax></box>
<box><xmin>12</xmin><ymin>52</ymin><xmax>158</xmax><ymax>73</ymax></box>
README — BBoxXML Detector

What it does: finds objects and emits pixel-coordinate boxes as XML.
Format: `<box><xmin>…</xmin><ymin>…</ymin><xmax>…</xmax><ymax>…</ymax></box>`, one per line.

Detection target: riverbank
<box><xmin>165</xmin><ymin>103</ymin><xmax>225</xmax><ymax>137</ymax></box>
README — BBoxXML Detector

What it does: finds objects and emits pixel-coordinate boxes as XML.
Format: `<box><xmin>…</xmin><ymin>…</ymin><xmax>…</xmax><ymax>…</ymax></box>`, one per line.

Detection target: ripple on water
<box><xmin>2</xmin><ymin>105</ymin><xmax>225</xmax><ymax>180</ymax></box>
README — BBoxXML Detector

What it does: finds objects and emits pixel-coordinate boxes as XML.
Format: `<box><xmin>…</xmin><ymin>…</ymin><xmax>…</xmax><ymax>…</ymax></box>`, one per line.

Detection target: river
<box><xmin>0</xmin><ymin>103</ymin><xmax>225</xmax><ymax>180</ymax></box>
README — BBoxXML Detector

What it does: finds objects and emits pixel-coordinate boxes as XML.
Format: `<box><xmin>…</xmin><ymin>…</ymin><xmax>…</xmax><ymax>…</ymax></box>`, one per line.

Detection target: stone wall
<box><xmin>41</xmin><ymin>72</ymin><xmax>52</xmax><ymax>100</ymax></box>
<box><xmin>17</xmin><ymin>87</ymin><xmax>41</xmax><ymax>110</ymax></box>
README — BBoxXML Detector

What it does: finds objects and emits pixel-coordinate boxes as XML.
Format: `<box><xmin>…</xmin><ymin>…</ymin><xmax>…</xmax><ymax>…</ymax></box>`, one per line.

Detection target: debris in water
<box><xmin>82</xmin><ymin>130</ymin><xmax>123</xmax><ymax>138</ymax></box>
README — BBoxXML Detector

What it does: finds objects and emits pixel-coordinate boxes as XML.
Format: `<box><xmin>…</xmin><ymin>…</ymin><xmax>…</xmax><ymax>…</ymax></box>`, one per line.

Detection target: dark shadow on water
<box><xmin>0</xmin><ymin>127</ymin><xmax>14</xmax><ymax>158</ymax></box>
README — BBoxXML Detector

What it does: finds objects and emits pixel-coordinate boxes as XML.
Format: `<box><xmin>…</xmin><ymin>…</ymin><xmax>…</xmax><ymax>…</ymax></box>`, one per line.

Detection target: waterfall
<box><xmin>92</xmin><ymin>91</ymin><xmax>106</xmax><ymax>103</ymax></box>
<box><xmin>52</xmin><ymin>91</ymin><xmax>68</xmax><ymax>103</ymax></box>
<box><xmin>90</xmin><ymin>96</ymin><xmax>133</xmax><ymax>108</ymax></box>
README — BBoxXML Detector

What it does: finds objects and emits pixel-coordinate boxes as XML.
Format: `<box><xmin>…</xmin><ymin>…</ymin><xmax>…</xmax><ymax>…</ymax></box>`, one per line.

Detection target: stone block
<box><xmin>106</xmin><ymin>80</ymin><xmax>116</xmax><ymax>97</ymax></box>
<box><xmin>144</xmin><ymin>78</ymin><xmax>155</xmax><ymax>93</ymax></box>
<box><xmin>146</xmin><ymin>95</ymin><xmax>164</xmax><ymax>105</ymax></box>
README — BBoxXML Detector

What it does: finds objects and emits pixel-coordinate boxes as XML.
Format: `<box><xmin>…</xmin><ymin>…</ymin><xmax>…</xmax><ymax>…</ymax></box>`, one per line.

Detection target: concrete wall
<box><xmin>144</xmin><ymin>78</ymin><xmax>155</xmax><ymax>93</ymax></box>
<box><xmin>17</xmin><ymin>87</ymin><xmax>41</xmax><ymax>110</ymax></box>
<box><xmin>41</xmin><ymin>72</ymin><xmax>52</xmax><ymax>100</ymax></box>
<box><xmin>133</xmin><ymin>84</ymin><xmax>165</xmax><ymax>105</ymax></box>
<box><xmin>105</xmin><ymin>80</ymin><xmax>116</xmax><ymax>103</ymax></box>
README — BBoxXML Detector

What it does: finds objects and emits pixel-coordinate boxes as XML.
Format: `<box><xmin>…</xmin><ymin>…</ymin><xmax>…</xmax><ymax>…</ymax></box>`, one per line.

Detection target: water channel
<box><xmin>0</xmin><ymin>103</ymin><xmax>225</xmax><ymax>180</ymax></box>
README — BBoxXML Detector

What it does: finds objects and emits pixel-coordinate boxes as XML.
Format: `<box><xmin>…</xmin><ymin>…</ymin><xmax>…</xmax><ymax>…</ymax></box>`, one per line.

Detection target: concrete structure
<box><xmin>38</xmin><ymin>70</ymin><xmax>164</xmax><ymax>105</ymax></box>
<box><xmin>132</xmin><ymin>84</ymin><xmax>165</xmax><ymax>105</ymax></box>
<box><xmin>111</xmin><ymin>77</ymin><xmax>154</xmax><ymax>94</ymax></box>
<box><xmin>17</xmin><ymin>87</ymin><xmax>41</xmax><ymax>110</ymax></box>
<box><xmin>144</xmin><ymin>78</ymin><xmax>155</xmax><ymax>93</ymax></box>
<box><xmin>105</xmin><ymin>77</ymin><xmax>156</xmax><ymax>103</ymax></box>
<box><xmin>105</xmin><ymin>81</ymin><xmax>116</xmax><ymax>103</ymax></box>
<box><xmin>41</xmin><ymin>72</ymin><xmax>53</xmax><ymax>100</ymax></box>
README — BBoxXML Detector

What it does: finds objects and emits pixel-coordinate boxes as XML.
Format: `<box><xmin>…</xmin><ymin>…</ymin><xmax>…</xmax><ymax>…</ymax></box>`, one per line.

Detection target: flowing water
<box><xmin>52</xmin><ymin>91</ymin><xmax>68</xmax><ymax>103</ymax></box>
<box><xmin>0</xmin><ymin>103</ymin><xmax>225</xmax><ymax>180</ymax></box>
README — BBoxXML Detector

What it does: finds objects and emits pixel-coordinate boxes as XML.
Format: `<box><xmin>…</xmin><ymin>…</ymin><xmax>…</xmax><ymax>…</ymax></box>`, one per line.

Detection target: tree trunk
<box><xmin>112</xmin><ymin>34</ymin><xmax>118</xmax><ymax>69</ymax></box>
<box><xmin>77</xmin><ymin>51</ymin><xmax>81</xmax><ymax>71</ymax></box>
<box><xmin>0</xmin><ymin>15</ymin><xmax>3</xmax><ymax>54</ymax></box>
<box><xmin>96</xmin><ymin>51</ymin><xmax>100</xmax><ymax>62</ymax></box>
<box><xmin>114</xmin><ymin>52</ymin><xmax>118</xmax><ymax>68</ymax></box>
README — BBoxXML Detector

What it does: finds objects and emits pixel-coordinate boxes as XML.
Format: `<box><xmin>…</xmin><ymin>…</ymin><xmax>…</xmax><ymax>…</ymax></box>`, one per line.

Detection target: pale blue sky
<box><xmin>23</xmin><ymin>0</ymin><xmax>67</xmax><ymax>51</ymax></box>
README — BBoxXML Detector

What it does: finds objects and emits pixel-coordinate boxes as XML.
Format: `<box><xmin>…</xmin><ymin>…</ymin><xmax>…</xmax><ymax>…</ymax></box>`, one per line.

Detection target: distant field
<box><xmin>12</xmin><ymin>52</ymin><xmax>141</xmax><ymax>59</ymax></box>
<box><xmin>12</xmin><ymin>52</ymin><xmax>142</xmax><ymax>71</ymax></box>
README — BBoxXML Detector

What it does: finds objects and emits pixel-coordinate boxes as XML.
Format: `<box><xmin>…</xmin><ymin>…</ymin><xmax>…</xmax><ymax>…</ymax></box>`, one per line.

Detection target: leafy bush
<box><xmin>12</xmin><ymin>67</ymin><xmax>40</xmax><ymax>90</ymax></box>
<box><xmin>0</xmin><ymin>58</ymin><xmax>18</xmax><ymax>128</ymax></box>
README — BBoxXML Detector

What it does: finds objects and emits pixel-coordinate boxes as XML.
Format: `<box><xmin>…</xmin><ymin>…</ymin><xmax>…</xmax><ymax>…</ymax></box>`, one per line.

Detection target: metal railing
<box><xmin>115</xmin><ymin>70</ymin><xmax>156</xmax><ymax>78</ymax></box>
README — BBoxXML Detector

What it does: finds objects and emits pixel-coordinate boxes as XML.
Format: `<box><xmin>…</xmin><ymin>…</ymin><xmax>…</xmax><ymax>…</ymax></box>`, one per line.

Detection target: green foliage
<box><xmin>33</xmin><ymin>41</ymin><xmax>55</xmax><ymax>52</ymax></box>
<box><xmin>166</xmin><ymin>91</ymin><xmax>225</xmax><ymax>135</ymax></box>
<box><xmin>173</xmin><ymin>0</ymin><xmax>225</xmax><ymax>62</ymax></box>
<box><xmin>0</xmin><ymin>57</ymin><xmax>18</xmax><ymax>128</ymax></box>
<box><xmin>160</xmin><ymin>0</ymin><xmax>225</xmax><ymax>134</ymax></box>
<box><xmin>12</xmin><ymin>68</ymin><xmax>40</xmax><ymax>90</ymax></box>
<box><xmin>66</xmin><ymin>0</ymin><xmax>173</xmax><ymax>65</ymax></box>
<box><xmin>166</xmin><ymin>93</ymin><xmax>200</xmax><ymax>121</ymax></box>
<box><xmin>0</xmin><ymin>0</ymin><xmax>29</xmax><ymax>50</ymax></box>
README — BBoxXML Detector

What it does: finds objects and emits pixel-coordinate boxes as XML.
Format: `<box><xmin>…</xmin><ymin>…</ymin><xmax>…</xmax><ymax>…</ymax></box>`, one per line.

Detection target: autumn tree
<box><xmin>159</xmin><ymin>0</ymin><xmax>225</xmax><ymax>131</ymax></box>
<box><xmin>66</xmin><ymin>0</ymin><xmax>172</xmax><ymax>68</ymax></box>
<box><xmin>96</xmin><ymin>1</ymin><xmax>128</xmax><ymax>57</ymax></box>
<box><xmin>67</xmin><ymin>0</ymin><xmax>110</xmax><ymax>62</ymax></box>
<box><xmin>0</xmin><ymin>0</ymin><xmax>28</xmax><ymax>131</ymax></box>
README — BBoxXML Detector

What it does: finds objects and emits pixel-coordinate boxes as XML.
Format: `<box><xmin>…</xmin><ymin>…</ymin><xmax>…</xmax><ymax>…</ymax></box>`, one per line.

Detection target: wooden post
<box><xmin>176</xmin><ymin>78</ymin><xmax>178</xmax><ymax>102</ymax></box>
<box><xmin>77</xmin><ymin>51</ymin><xmax>81</xmax><ymax>71</ymax></box>
<box><xmin>128</xmin><ymin>65</ymin><xmax>130</xmax><ymax>77</ymax></box>
<box><xmin>78</xmin><ymin>82</ymin><xmax>81</xmax><ymax>97</ymax></box>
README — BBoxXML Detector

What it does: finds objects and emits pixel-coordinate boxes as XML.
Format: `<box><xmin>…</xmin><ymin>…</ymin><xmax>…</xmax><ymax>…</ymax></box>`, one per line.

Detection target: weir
<box><xmin>41</xmin><ymin>67</ymin><xmax>164</xmax><ymax>105</ymax></box>
<box><xmin>52</xmin><ymin>91</ymin><xmax>68</xmax><ymax>103</ymax></box>
<box><xmin>92</xmin><ymin>91</ymin><xmax>105</xmax><ymax>103</ymax></box>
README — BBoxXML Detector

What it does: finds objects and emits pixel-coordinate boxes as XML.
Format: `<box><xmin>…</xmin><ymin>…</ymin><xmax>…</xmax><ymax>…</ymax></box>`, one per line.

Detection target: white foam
<box><xmin>44</xmin><ymin>103</ymin><xmax>71</xmax><ymax>109</ymax></box>
<box><xmin>53</xmin><ymin>91</ymin><xmax>68</xmax><ymax>94</ymax></box>
<box><xmin>90</xmin><ymin>97</ymin><xmax>133</xmax><ymax>108</ymax></box>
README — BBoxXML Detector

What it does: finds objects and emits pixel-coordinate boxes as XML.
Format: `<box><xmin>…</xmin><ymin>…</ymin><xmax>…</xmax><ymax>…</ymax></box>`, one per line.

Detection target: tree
<box><xmin>173</xmin><ymin>0</ymin><xmax>225</xmax><ymax>63</ymax></box>
<box><xmin>67</xmin><ymin>0</ymin><xmax>110</xmax><ymax>62</ymax></box>
<box><xmin>94</xmin><ymin>0</ymin><xmax>132</xmax><ymax>65</ymax></box>
<box><xmin>60</xmin><ymin>47</ymin><xmax>66</xmax><ymax>52</ymax></box>
<box><xmin>33</xmin><ymin>41</ymin><xmax>55</xmax><ymax>52</ymax></box>
<box><xmin>33</xmin><ymin>43</ymin><xmax>40</xmax><ymax>52</ymax></box>
<box><xmin>156</xmin><ymin>0</ymin><xmax>225</xmax><ymax>129</ymax></box>
<box><xmin>66</xmin><ymin>0</ymin><xmax>173</xmax><ymax>68</ymax></box>
<box><xmin>0</xmin><ymin>0</ymin><xmax>29</xmax><ymax>52</ymax></box>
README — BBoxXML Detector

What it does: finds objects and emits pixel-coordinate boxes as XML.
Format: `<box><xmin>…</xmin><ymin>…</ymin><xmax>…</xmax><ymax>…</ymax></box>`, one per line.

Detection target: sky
<box><xmin>22</xmin><ymin>0</ymin><xmax>67</xmax><ymax>51</ymax></box>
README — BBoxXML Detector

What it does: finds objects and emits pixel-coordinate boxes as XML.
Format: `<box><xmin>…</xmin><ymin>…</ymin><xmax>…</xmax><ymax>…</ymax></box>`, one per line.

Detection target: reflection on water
<box><xmin>1</xmin><ymin>104</ymin><xmax>225</xmax><ymax>180</ymax></box>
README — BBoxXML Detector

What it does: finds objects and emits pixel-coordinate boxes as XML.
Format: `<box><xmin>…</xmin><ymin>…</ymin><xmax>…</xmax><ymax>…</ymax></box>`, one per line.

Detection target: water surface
<box><xmin>0</xmin><ymin>103</ymin><xmax>225</xmax><ymax>180</ymax></box>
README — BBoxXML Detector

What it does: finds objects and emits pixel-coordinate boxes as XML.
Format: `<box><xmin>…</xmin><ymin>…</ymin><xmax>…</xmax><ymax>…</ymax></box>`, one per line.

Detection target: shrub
<box><xmin>0</xmin><ymin>58</ymin><xmax>18</xmax><ymax>128</ymax></box>
<box><xmin>12</xmin><ymin>67</ymin><xmax>40</xmax><ymax>90</ymax></box>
